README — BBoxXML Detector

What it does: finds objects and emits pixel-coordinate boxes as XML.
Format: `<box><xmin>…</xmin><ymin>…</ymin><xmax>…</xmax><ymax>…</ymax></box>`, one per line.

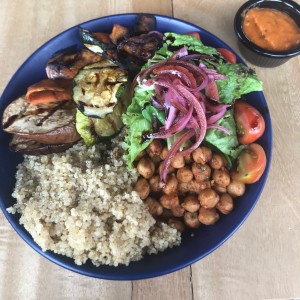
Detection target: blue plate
<box><xmin>0</xmin><ymin>13</ymin><xmax>272</xmax><ymax>280</ymax></box>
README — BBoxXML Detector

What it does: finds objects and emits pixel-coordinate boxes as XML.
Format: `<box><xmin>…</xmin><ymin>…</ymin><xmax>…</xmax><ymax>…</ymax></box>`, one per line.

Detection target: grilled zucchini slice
<box><xmin>72</xmin><ymin>63</ymin><xmax>128</xmax><ymax>118</ymax></box>
<box><xmin>76</xmin><ymin>84</ymin><xmax>130</xmax><ymax>144</ymax></box>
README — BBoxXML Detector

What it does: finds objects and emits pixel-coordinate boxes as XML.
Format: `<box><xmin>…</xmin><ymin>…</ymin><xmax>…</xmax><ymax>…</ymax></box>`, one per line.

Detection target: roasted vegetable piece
<box><xmin>110</xmin><ymin>24</ymin><xmax>129</xmax><ymax>44</ymax></box>
<box><xmin>117</xmin><ymin>34</ymin><xmax>163</xmax><ymax>61</ymax></box>
<box><xmin>80</xmin><ymin>28</ymin><xmax>114</xmax><ymax>55</ymax></box>
<box><xmin>9</xmin><ymin>135</ymin><xmax>77</xmax><ymax>155</ymax></box>
<box><xmin>75</xmin><ymin>82</ymin><xmax>130</xmax><ymax>144</ymax></box>
<box><xmin>46</xmin><ymin>49</ymin><xmax>102</xmax><ymax>79</ymax></box>
<box><xmin>2</xmin><ymin>96</ymin><xmax>80</xmax><ymax>145</ymax></box>
<box><xmin>72</xmin><ymin>62</ymin><xmax>128</xmax><ymax>118</ymax></box>
<box><xmin>26</xmin><ymin>79</ymin><xmax>72</xmax><ymax>104</ymax></box>
<box><xmin>134</xmin><ymin>14</ymin><xmax>156</xmax><ymax>34</ymax></box>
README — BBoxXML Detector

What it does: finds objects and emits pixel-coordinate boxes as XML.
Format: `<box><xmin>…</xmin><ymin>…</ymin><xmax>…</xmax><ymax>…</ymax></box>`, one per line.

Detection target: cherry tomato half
<box><xmin>216</xmin><ymin>48</ymin><xmax>237</xmax><ymax>64</ymax></box>
<box><xmin>231</xmin><ymin>143</ymin><xmax>267</xmax><ymax>184</ymax></box>
<box><xmin>234</xmin><ymin>100</ymin><xmax>265</xmax><ymax>145</ymax></box>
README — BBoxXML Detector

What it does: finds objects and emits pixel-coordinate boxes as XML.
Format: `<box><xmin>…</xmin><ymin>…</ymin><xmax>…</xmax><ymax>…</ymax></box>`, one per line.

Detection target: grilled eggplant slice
<box><xmin>117</xmin><ymin>33</ymin><xmax>163</xmax><ymax>61</ymax></box>
<box><xmin>2</xmin><ymin>96</ymin><xmax>80</xmax><ymax>144</ymax></box>
<box><xmin>46</xmin><ymin>49</ymin><xmax>101</xmax><ymax>79</ymax></box>
<box><xmin>72</xmin><ymin>63</ymin><xmax>128</xmax><ymax>118</ymax></box>
<box><xmin>9</xmin><ymin>135</ymin><xmax>77</xmax><ymax>155</ymax></box>
<box><xmin>134</xmin><ymin>14</ymin><xmax>157</xmax><ymax>34</ymax></box>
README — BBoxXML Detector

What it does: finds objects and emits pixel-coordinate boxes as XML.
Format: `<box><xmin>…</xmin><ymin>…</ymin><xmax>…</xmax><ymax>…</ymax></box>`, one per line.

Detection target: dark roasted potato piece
<box><xmin>134</xmin><ymin>14</ymin><xmax>156</xmax><ymax>34</ymax></box>
<box><xmin>110</xmin><ymin>24</ymin><xmax>129</xmax><ymax>44</ymax></box>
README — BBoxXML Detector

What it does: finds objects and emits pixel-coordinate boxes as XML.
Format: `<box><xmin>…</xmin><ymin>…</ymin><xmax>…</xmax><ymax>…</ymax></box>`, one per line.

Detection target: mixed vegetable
<box><xmin>2</xmin><ymin>14</ymin><xmax>268</xmax><ymax>230</ymax></box>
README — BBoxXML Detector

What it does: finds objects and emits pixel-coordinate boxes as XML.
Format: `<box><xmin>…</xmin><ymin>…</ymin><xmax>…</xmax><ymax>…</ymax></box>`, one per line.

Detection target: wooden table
<box><xmin>1</xmin><ymin>1</ymin><xmax>300</xmax><ymax>299</ymax></box>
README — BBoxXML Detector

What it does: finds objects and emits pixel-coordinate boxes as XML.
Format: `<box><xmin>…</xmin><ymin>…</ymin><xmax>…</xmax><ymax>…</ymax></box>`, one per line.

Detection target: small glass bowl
<box><xmin>234</xmin><ymin>0</ymin><xmax>300</xmax><ymax>67</ymax></box>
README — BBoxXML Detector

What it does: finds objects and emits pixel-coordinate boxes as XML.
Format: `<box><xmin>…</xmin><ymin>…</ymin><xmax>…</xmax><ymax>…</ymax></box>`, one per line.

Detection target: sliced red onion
<box><xmin>206</xmin><ymin>107</ymin><xmax>227</xmax><ymax>124</ymax></box>
<box><xmin>161</xmin><ymin>129</ymin><xmax>195</xmax><ymax>182</ymax></box>
<box><xmin>151</xmin><ymin>97</ymin><xmax>164</xmax><ymax>110</ymax></box>
<box><xmin>180</xmin><ymin>54</ymin><xmax>211</xmax><ymax>61</ymax></box>
<box><xmin>165</xmin><ymin>105</ymin><xmax>178</xmax><ymax>130</ymax></box>
<box><xmin>170</xmin><ymin>47</ymin><xmax>189</xmax><ymax>60</ymax></box>
<box><xmin>203</xmin><ymin>97</ymin><xmax>230</xmax><ymax>113</ymax></box>
<box><xmin>149</xmin><ymin>106</ymin><xmax>193</xmax><ymax>139</ymax></box>
<box><xmin>148</xmin><ymin>30</ymin><xmax>164</xmax><ymax>39</ymax></box>
<box><xmin>207</xmin><ymin>124</ymin><xmax>230</xmax><ymax>135</ymax></box>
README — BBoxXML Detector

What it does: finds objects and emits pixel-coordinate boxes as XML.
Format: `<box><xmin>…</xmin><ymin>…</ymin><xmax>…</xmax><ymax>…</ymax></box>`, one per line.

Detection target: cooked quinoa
<box><xmin>8</xmin><ymin>140</ymin><xmax>181</xmax><ymax>266</ymax></box>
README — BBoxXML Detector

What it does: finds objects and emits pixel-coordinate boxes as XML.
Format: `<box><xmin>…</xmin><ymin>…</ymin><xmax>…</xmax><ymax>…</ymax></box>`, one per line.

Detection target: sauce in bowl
<box><xmin>242</xmin><ymin>8</ymin><xmax>300</xmax><ymax>52</ymax></box>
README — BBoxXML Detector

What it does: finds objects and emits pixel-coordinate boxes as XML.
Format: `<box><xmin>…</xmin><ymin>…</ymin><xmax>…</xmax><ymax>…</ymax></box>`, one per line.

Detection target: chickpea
<box><xmin>198</xmin><ymin>188</ymin><xmax>220</xmax><ymax>209</ymax></box>
<box><xmin>227</xmin><ymin>180</ymin><xmax>246</xmax><ymax>197</ymax></box>
<box><xmin>216</xmin><ymin>193</ymin><xmax>233</xmax><ymax>214</ymax></box>
<box><xmin>212</xmin><ymin>168</ymin><xmax>231</xmax><ymax>188</ymax></box>
<box><xmin>177</xmin><ymin>167</ymin><xmax>193</xmax><ymax>183</ymax></box>
<box><xmin>144</xmin><ymin>197</ymin><xmax>163</xmax><ymax>218</ymax></box>
<box><xmin>209</xmin><ymin>153</ymin><xmax>226</xmax><ymax>169</ymax></box>
<box><xmin>192</xmin><ymin>147</ymin><xmax>206</xmax><ymax>164</ymax></box>
<box><xmin>198</xmin><ymin>207</ymin><xmax>220</xmax><ymax>225</ymax></box>
<box><xmin>146</xmin><ymin>140</ymin><xmax>163</xmax><ymax>158</ymax></box>
<box><xmin>151</xmin><ymin>154</ymin><xmax>162</xmax><ymax>166</ymax></box>
<box><xmin>158</xmin><ymin>161</ymin><xmax>175</xmax><ymax>176</ymax></box>
<box><xmin>149</xmin><ymin>175</ymin><xmax>163</xmax><ymax>193</ymax></box>
<box><xmin>160</xmin><ymin>193</ymin><xmax>179</xmax><ymax>209</ymax></box>
<box><xmin>160</xmin><ymin>146</ymin><xmax>169</xmax><ymax>160</ymax></box>
<box><xmin>133</xmin><ymin>178</ymin><xmax>150</xmax><ymax>199</ymax></box>
<box><xmin>212</xmin><ymin>183</ymin><xmax>227</xmax><ymax>194</ymax></box>
<box><xmin>171</xmin><ymin>155</ymin><xmax>185</xmax><ymax>169</ymax></box>
<box><xmin>184</xmin><ymin>212</ymin><xmax>201</xmax><ymax>228</ymax></box>
<box><xmin>178</xmin><ymin>180</ymin><xmax>211</xmax><ymax>194</ymax></box>
<box><xmin>168</xmin><ymin>218</ymin><xmax>185</xmax><ymax>233</ymax></box>
<box><xmin>192</xmin><ymin>163</ymin><xmax>211</xmax><ymax>182</ymax></box>
<box><xmin>171</xmin><ymin>205</ymin><xmax>185</xmax><ymax>217</ymax></box>
<box><xmin>184</xmin><ymin>153</ymin><xmax>193</xmax><ymax>164</ymax></box>
<box><xmin>137</xmin><ymin>158</ymin><xmax>155</xmax><ymax>179</ymax></box>
<box><xmin>163</xmin><ymin>175</ymin><xmax>178</xmax><ymax>194</ymax></box>
<box><xmin>202</xmin><ymin>146</ymin><xmax>212</xmax><ymax>163</ymax></box>
<box><xmin>181</xmin><ymin>195</ymin><xmax>200</xmax><ymax>213</ymax></box>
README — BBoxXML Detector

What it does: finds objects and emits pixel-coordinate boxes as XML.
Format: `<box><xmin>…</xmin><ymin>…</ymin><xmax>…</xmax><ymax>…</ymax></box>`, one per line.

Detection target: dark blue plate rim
<box><xmin>0</xmin><ymin>13</ymin><xmax>272</xmax><ymax>280</ymax></box>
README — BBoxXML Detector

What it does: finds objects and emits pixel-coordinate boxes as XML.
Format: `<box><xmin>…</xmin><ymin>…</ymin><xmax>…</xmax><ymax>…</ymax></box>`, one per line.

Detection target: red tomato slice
<box><xmin>216</xmin><ymin>48</ymin><xmax>237</xmax><ymax>64</ymax></box>
<box><xmin>231</xmin><ymin>143</ymin><xmax>267</xmax><ymax>184</ymax></box>
<box><xmin>186</xmin><ymin>32</ymin><xmax>201</xmax><ymax>40</ymax></box>
<box><xmin>234</xmin><ymin>100</ymin><xmax>265</xmax><ymax>144</ymax></box>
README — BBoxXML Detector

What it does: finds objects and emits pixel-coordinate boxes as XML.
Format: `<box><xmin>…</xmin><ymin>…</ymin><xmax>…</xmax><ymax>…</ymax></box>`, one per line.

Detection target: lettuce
<box><xmin>204</xmin><ymin>110</ymin><xmax>244</xmax><ymax>168</ymax></box>
<box><xmin>122</xmin><ymin>86</ymin><xmax>164</xmax><ymax>167</ymax></box>
<box><xmin>216</xmin><ymin>64</ymin><xmax>263</xmax><ymax>104</ymax></box>
<box><xmin>165</xmin><ymin>32</ymin><xmax>217</xmax><ymax>55</ymax></box>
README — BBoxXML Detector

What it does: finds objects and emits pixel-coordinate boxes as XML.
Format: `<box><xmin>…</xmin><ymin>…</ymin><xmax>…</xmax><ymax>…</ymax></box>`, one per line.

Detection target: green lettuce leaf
<box><xmin>204</xmin><ymin>110</ymin><xmax>244</xmax><ymax>168</ymax></box>
<box><xmin>216</xmin><ymin>63</ymin><xmax>263</xmax><ymax>104</ymax></box>
<box><xmin>165</xmin><ymin>32</ymin><xmax>217</xmax><ymax>55</ymax></box>
<box><xmin>122</xmin><ymin>86</ymin><xmax>163</xmax><ymax>167</ymax></box>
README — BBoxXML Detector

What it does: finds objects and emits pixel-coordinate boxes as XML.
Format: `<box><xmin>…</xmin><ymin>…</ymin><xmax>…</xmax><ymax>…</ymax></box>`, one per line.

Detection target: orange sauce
<box><xmin>242</xmin><ymin>8</ymin><xmax>300</xmax><ymax>51</ymax></box>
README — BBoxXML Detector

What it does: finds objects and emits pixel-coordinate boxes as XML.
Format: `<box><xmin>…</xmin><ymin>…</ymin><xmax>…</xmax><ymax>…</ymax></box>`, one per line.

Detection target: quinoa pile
<box><xmin>8</xmin><ymin>140</ymin><xmax>181</xmax><ymax>266</ymax></box>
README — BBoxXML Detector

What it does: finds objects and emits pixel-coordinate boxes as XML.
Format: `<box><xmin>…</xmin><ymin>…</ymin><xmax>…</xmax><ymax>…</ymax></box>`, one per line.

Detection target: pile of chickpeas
<box><xmin>133</xmin><ymin>140</ymin><xmax>246</xmax><ymax>232</ymax></box>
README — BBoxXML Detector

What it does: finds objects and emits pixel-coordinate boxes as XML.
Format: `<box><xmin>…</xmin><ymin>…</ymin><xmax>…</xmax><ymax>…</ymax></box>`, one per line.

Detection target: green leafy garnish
<box><xmin>204</xmin><ymin>110</ymin><xmax>245</xmax><ymax>168</ymax></box>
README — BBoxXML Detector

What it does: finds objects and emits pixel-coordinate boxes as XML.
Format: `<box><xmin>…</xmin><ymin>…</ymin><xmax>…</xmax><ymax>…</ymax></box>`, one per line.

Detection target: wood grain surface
<box><xmin>1</xmin><ymin>1</ymin><xmax>300</xmax><ymax>299</ymax></box>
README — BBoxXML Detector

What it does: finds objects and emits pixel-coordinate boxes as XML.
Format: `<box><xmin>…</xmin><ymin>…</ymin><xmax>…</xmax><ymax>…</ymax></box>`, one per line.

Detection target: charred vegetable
<box><xmin>46</xmin><ymin>49</ymin><xmax>102</xmax><ymax>79</ymax></box>
<box><xmin>72</xmin><ymin>61</ymin><xmax>128</xmax><ymax>118</ymax></box>
<box><xmin>9</xmin><ymin>135</ymin><xmax>77</xmax><ymax>155</ymax></box>
<box><xmin>2</xmin><ymin>95</ymin><xmax>80</xmax><ymax>145</ymax></box>
<box><xmin>76</xmin><ymin>84</ymin><xmax>130</xmax><ymax>145</ymax></box>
